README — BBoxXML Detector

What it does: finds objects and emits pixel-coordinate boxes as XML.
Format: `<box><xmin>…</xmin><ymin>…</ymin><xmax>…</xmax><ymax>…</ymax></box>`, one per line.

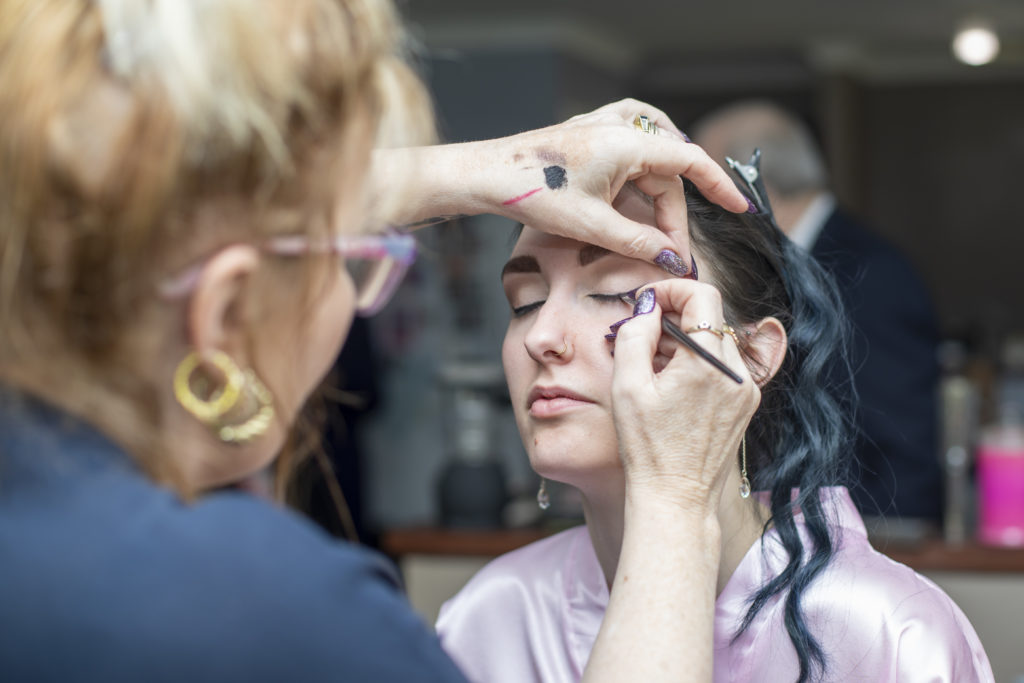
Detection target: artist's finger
<box><xmin>610</xmin><ymin>297</ymin><xmax>660</xmax><ymax>398</ymax></box>
<box><xmin>591</xmin><ymin>98</ymin><xmax>688</xmax><ymax>142</ymax></box>
<box><xmin>631</xmin><ymin>172</ymin><xmax>689</xmax><ymax>245</ymax></box>
<box><xmin>641</xmin><ymin>279</ymin><xmax>753</xmax><ymax>384</ymax></box>
<box><xmin>571</xmin><ymin>200</ymin><xmax>696</xmax><ymax>278</ymax></box>
<box><xmin>632</xmin><ymin>134</ymin><xmax>749</xmax><ymax>214</ymax></box>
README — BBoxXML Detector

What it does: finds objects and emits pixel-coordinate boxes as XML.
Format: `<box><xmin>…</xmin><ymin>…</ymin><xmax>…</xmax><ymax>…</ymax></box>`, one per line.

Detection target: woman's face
<box><xmin>189</xmin><ymin>157</ymin><xmax>368</xmax><ymax>490</ymax></box>
<box><xmin>501</xmin><ymin>191</ymin><xmax>683</xmax><ymax>483</ymax></box>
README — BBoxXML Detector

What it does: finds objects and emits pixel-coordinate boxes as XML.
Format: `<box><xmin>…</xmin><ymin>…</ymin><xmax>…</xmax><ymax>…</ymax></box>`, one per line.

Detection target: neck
<box><xmin>770</xmin><ymin>190</ymin><xmax>821</xmax><ymax>237</ymax></box>
<box><xmin>580</xmin><ymin>467</ymin><xmax>766</xmax><ymax>595</ymax></box>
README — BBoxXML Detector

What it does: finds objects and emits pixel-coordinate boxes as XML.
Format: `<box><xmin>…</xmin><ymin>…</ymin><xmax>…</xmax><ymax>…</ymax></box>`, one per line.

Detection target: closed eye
<box><xmin>511</xmin><ymin>300</ymin><xmax>544</xmax><ymax>317</ymax></box>
<box><xmin>588</xmin><ymin>287</ymin><xmax>642</xmax><ymax>304</ymax></box>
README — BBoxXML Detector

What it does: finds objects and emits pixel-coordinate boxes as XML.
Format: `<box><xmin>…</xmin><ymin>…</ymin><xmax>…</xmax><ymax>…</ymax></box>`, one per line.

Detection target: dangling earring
<box><xmin>537</xmin><ymin>478</ymin><xmax>551</xmax><ymax>510</ymax></box>
<box><xmin>173</xmin><ymin>350</ymin><xmax>275</xmax><ymax>444</ymax></box>
<box><xmin>739</xmin><ymin>435</ymin><xmax>751</xmax><ymax>499</ymax></box>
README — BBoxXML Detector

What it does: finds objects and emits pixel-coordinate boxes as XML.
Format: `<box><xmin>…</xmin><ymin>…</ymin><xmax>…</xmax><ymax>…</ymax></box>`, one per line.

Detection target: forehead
<box><xmin>509</xmin><ymin>228</ymin><xmax>598</xmax><ymax>258</ymax></box>
<box><xmin>506</xmin><ymin>227</ymin><xmax>666</xmax><ymax>283</ymax></box>
<box><xmin>509</xmin><ymin>181</ymin><xmax>658</xmax><ymax>258</ymax></box>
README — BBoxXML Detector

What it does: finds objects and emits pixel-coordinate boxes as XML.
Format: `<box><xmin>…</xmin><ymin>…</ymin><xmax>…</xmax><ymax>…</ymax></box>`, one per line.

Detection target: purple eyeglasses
<box><xmin>159</xmin><ymin>229</ymin><xmax>417</xmax><ymax>317</ymax></box>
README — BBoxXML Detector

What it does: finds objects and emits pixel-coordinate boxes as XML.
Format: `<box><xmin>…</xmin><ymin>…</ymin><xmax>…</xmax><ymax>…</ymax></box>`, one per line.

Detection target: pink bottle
<box><xmin>977</xmin><ymin>406</ymin><xmax>1024</xmax><ymax>547</ymax></box>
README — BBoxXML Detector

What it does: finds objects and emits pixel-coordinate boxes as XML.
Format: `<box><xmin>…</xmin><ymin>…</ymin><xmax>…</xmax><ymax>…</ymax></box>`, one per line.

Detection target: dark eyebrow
<box><xmin>579</xmin><ymin>244</ymin><xmax>611</xmax><ymax>267</ymax></box>
<box><xmin>501</xmin><ymin>255</ymin><xmax>540</xmax><ymax>279</ymax></box>
<box><xmin>501</xmin><ymin>245</ymin><xmax>609</xmax><ymax>279</ymax></box>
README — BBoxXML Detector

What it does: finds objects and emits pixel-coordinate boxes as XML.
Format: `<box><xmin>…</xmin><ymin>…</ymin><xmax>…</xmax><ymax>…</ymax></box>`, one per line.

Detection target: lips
<box><xmin>527</xmin><ymin>385</ymin><xmax>594</xmax><ymax>418</ymax></box>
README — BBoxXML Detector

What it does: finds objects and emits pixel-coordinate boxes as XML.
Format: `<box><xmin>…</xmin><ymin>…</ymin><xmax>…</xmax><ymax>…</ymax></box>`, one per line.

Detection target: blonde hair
<box><xmin>0</xmin><ymin>0</ymin><xmax>434</xmax><ymax>485</ymax></box>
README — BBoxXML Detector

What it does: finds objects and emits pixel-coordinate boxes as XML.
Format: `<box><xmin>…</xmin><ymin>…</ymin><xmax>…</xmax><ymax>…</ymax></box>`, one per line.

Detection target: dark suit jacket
<box><xmin>0</xmin><ymin>395</ymin><xmax>468</xmax><ymax>682</ymax></box>
<box><xmin>812</xmin><ymin>208</ymin><xmax>943</xmax><ymax>520</ymax></box>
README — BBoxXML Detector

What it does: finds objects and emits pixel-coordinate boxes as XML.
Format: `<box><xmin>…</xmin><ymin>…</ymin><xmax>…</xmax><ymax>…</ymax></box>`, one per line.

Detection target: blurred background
<box><xmin>338</xmin><ymin>0</ymin><xmax>1024</xmax><ymax>533</ymax></box>
<box><xmin>305</xmin><ymin>1</ymin><xmax>1024</xmax><ymax>678</ymax></box>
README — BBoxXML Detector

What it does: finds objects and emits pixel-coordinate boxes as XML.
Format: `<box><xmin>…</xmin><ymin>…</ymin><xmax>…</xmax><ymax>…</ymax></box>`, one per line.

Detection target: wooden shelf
<box><xmin>380</xmin><ymin>527</ymin><xmax>1024</xmax><ymax>574</ymax></box>
<box><xmin>380</xmin><ymin>527</ymin><xmax>549</xmax><ymax>558</ymax></box>
<box><xmin>880</xmin><ymin>539</ymin><xmax>1024</xmax><ymax>573</ymax></box>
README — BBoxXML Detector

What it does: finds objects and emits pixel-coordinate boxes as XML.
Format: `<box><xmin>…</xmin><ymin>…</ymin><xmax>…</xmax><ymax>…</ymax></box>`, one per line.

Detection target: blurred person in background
<box><xmin>694</xmin><ymin>101</ymin><xmax>943</xmax><ymax>523</ymax></box>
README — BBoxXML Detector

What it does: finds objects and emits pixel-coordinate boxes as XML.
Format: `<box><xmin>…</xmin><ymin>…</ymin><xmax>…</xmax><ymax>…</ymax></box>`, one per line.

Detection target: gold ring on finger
<box><xmin>633</xmin><ymin>113</ymin><xmax>658</xmax><ymax>135</ymax></box>
<box><xmin>685</xmin><ymin>320</ymin><xmax>724</xmax><ymax>338</ymax></box>
<box><xmin>720</xmin><ymin>324</ymin><xmax>740</xmax><ymax>345</ymax></box>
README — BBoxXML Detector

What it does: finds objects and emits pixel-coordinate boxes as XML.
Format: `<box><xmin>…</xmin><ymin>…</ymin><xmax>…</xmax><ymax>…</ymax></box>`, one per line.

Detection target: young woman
<box><xmin>0</xmin><ymin>1</ymin><xmax>753</xmax><ymax>680</ymax></box>
<box><xmin>437</xmin><ymin>180</ymin><xmax>993</xmax><ymax>683</ymax></box>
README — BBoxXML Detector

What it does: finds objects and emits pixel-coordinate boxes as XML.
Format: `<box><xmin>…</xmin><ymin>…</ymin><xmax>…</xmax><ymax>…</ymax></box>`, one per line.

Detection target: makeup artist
<box><xmin>0</xmin><ymin>1</ymin><xmax>750</xmax><ymax>681</ymax></box>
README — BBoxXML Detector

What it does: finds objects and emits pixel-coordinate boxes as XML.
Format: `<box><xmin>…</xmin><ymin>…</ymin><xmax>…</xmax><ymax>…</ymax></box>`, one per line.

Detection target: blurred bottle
<box><xmin>938</xmin><ymin>340</ymin><xmax>979</xmax><ymax>545</ymax></box>
<box><xmin>976</xmin><ymin>336</ymin><xmax>1024</xmax><ymax>547</ymax></box>
<box><xmin>437</xmin><ymin>361</ymin><xmax>508</xmax><ymax>529</ymax></box>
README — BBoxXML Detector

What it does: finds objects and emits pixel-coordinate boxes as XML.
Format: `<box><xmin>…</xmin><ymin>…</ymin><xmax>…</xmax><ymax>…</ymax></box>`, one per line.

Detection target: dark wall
<box><xmin>861</xmin><ymin>81</ymin><xmax>1024</xmax><ymax>348</ymax></box>
<box><xmin>642</xmin><ymin>75</ymin><xmax>1024</xmax><ymax>350</ymax></box>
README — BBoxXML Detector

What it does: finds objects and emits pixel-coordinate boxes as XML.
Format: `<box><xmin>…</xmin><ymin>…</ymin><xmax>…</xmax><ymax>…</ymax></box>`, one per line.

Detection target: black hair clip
<box><xmin>725</xmin><ymin>148</ymin><xmax>775</xmax><ymax>223</ymax></box>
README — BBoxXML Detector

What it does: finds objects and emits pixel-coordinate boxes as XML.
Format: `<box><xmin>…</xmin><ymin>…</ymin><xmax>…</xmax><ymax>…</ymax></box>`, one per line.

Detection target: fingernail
<box><xmin>619</xmin><ymin>287</ymin><xmax>641</xmax><ymax>305</ymax></box>
<box><xmin>605</xmin><ymin>332</ymin><xmax>617</xmax><ymax>341</ymax></box>
<box><xmin>632</xmin><ymin>288</ymin><xmax>655</xmax><ymax>316</ymax></box>
<box><xmin>654</xmin><ymin>249</ymin><xmax>690</xmax><ymax>277</ymax></box>
<box><xmin>608</xmin><ymin>317</ymin><xmax>632</xmax><ymax>333</ymax></box>
<box><xmin>746</xmin><ymin>197</ymin><xmax>758</xmax><ymax>214</ymax></box>
<box><xmin>687</xmin><ymin>255</ymin><xmax>699</xmax><ymax>281</ymax></box>
<box><xmin>681</xmin><ymin>130</ymin><xmax>693</xmax><ymax>143</ymax></box>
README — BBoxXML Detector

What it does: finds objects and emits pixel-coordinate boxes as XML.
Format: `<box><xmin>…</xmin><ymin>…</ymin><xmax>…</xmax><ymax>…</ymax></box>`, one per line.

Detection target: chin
<box><xmin>524</xmin><ymin>425</ymin><xmax>620</xmax><ymax>484</ymax></box>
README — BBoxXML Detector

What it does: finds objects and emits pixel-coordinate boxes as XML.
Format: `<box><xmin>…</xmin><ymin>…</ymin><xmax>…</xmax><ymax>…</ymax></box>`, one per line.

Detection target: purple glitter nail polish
<box><xmin>681</xmin><ymin>131</ymin><xmax>693</xmax><ymax>143</ymax></box>
<box><xmin>654</xmin><ymin>249</ymin><xmax>690</xmax><ymax>277</ymax></box>
<box><xmin>632</xmin><ymin>288</ymin><xmax>656</xmax><ymax>316</ymax></box>
<box><xmin>746</xmin><ymin>197</ymin><xmax>758</xmax><ymax>214</ymax></box>
<box><xmin>688</xmin><ymin>255</ymin><xmax>699</xmax><ymax>281</ymax></box>
<box><xmin>604</xmin><ymin>332</ymin><xmax>617</xmax><ymax>341</ymax></box>
<box><xmin>608</xmin><ymin>317</ymin><xmax>632</xmax><ymax>333</ymax></box>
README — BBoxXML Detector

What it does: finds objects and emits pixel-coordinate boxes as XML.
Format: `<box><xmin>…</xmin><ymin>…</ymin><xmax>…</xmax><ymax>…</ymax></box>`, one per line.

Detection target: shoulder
<box><xmin>3</xmin><ymin>481</ymin><xmax>466</xmax><ymax>682</ymax></box>
<box><xmin>816</xmin><ymin>210</ymin><xmax>925</xmax><ymax>287</ymax></box>
<box><xmin>801</xmin><ymin>527</ymin><xmax>992</xmax><ymax>680</ymax></box>
<box><xmin>143</xmin><ymin>494</ymin><xmax>466</xmax><ymax>680</ymax></box>
<box><xmin>436</xmin><ymin>526</ymin><xmax>595</xmax><ymax>683</ymax></box>
<box><xmin>438</xmin><ymin>525</ymin><xmax>587</xmax><ymax>628</ymax></box>
<box><xmin>816</xmin><ymin>209</ymin><xmax>936</xmax><ymax>330</ymax></box>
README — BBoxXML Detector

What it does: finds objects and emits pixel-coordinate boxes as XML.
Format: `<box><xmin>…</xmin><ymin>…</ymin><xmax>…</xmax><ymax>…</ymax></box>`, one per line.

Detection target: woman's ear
<box><xmin>186</xmin><ymin>245</ymin><xmax>262</xmax><ymax>362</ymax></box>
<box><xmin>743</xmin><ymin>317</ymin><xmax>787</xmax><ymax>387</ymax></box>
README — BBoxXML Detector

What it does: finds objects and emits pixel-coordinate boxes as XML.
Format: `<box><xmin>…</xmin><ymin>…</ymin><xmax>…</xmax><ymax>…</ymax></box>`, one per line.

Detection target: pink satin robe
<box><xmin>437</xmin><ymin>488</ymin><xmax>993</xmax><ymax>682</ymax></box>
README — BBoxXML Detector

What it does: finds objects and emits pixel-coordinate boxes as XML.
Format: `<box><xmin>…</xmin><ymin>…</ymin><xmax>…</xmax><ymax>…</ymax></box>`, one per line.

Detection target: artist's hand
<box><xmin>380</xmin><ymin>99</ymin><xmax>749</xmax><ymax>276</ymax></box>
<box><xmin>486</xmin><ymin>99</ymin><xmax>750</xmax><ymax>276</ymax></box>
<box><xmin>610</xmin><ymin>277</ymin><xmax>760</xmax><ymax>513</ymax></box>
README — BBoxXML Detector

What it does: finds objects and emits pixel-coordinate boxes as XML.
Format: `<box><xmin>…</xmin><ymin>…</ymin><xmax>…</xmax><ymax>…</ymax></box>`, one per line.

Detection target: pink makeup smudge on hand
<box><xmin>502</xmin><ymin>187</ymin><xmax>543</xmax><ymax>206</ymax></box>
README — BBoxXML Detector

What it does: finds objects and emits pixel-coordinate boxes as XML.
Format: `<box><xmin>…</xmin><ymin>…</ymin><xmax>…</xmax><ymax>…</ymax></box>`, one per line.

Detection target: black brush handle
<box><xmin>660</xmin><ymin>318</ymin><xmax>744</xmax><ymax>384</ymax></box>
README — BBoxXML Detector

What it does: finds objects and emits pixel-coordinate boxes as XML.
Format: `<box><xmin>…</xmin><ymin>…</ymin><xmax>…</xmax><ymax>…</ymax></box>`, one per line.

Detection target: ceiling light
<box><xmin>952</xmin><ymin>22</ymin><xmax>1000</xmax><ymax>66</ymax></box>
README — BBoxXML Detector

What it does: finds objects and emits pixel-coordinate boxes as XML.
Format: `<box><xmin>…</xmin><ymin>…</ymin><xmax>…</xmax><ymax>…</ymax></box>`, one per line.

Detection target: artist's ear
<box><xmin>186</xmin><ymin>245</ymin><xmax>262</xmax><ymax>363</ymax></box>
<box><xmin>743</xmin><ymin>317</ymin><xmax>787</xmax><ymax>387</ymax></box>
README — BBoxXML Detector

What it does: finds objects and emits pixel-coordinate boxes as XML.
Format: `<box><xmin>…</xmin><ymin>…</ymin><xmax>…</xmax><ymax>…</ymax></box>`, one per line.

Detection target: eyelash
<box><xmin>510</xmin><ymin>290</ymin><xmax>633</xmax><ymax>318</ymax></box>
<box><xmin>511</xmin><ymin>301</ymin><xmax>543</xmax><ymax>317</ymax></box>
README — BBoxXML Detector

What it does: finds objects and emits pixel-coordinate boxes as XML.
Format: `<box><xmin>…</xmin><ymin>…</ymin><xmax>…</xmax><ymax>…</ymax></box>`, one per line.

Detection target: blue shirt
<box><xmin>0</xmin><ymin>394</ymin><xmax>468</xmax><ymax>682</ymax></box>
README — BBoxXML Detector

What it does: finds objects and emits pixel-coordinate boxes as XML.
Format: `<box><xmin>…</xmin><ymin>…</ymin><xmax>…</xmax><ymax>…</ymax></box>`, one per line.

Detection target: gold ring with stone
<box><xmin>633</xmin><ymin>114</ymin><xmax>658</xmax><ymax>135</ymax></box>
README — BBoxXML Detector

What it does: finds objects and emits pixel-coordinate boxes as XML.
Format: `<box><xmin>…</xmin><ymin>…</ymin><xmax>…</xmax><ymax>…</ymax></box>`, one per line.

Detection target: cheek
<box><xmin>281</xmin><ymin>270</ymin><xmax>356</xmax><ymax>415</ymax></box>
<box><xmin>310</xmin><ymin>271</ymin><xmax>356</xmax><ymax>371</ymax></box>
<box><xmin>501</xmin><ymin>330</ymin><xmax>527</xmax><ymax>396</ymax></box>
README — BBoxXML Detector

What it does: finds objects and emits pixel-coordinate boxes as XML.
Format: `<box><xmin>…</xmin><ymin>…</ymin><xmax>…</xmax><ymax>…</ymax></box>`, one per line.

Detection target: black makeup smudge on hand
<box><xmin>544</xmin><ymin>165</ymin><xmax>567</xmax><ymax>190</ymax></box>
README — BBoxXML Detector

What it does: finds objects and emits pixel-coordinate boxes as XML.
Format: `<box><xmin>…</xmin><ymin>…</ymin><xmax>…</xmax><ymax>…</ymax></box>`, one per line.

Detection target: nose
<box><xmin>523</xmin><ymin>298</ymin><xmax>574</xmax><ymax>363</ymax></box>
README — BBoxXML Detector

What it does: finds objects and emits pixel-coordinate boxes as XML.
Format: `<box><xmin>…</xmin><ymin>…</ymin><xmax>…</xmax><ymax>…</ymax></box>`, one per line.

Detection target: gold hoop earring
<box><xmin>739</xmin><ymin>435</ymin><xmax>751</xmax><ymax>499</ymax></box>
<box><xmin>173</xmin><ymin>351</ymin><xmax>275</xmax><ymax>444</ymax></box>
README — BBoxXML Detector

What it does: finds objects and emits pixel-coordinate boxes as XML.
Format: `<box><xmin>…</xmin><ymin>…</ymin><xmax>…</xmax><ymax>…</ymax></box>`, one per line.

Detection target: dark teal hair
<box><xmin>686</xmin><ymin>180</ymin><xmax>852</xmax><ymax>683</ymax></box>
